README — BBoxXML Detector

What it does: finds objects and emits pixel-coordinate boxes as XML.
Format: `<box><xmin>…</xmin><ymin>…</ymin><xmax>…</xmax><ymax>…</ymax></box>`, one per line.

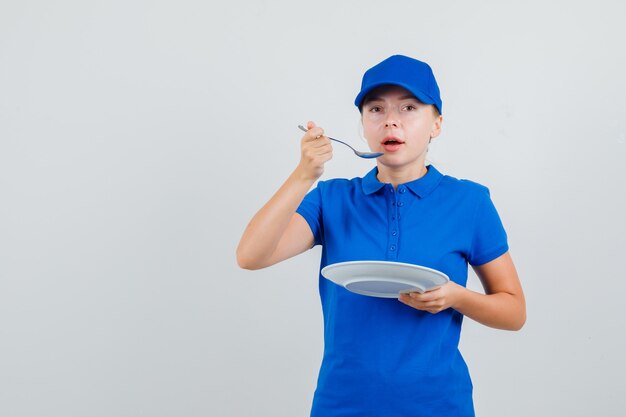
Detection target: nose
<box><xmin>384</xmin><ymin>116</ymin><xmax>399</xmax><ymax>128</ymax></box>
<box><xmin>384</xmin><ymin>108</ymin><xmax>400</xmax><ymax>128</ymax></box>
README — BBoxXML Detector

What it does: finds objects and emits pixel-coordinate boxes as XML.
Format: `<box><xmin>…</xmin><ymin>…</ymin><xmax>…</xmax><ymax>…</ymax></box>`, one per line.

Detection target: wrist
<box><xmin>293</xmin><ymin>164</ymin><xmax>321</xmax><ymax>183</ymax></box>
<box><xmin>449</xmin><ymin>281</ymin><xmax>468</xmax><ymax>310</ymax></box>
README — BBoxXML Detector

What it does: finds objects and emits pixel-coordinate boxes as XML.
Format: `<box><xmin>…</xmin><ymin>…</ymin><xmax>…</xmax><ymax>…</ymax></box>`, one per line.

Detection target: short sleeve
<box><xmin>296</xmin><ymin>183</ymin><xmax>324</xmax><ymax>246</ymax></box>
<box><xmin>467</xmin><ymin>187</ymin><xmax>509</xmax><ymax>266</ymax></box>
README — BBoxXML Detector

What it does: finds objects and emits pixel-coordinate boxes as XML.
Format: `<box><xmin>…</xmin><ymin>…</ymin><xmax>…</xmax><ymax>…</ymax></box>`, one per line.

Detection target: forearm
<box><xmin>453</xmin><ymin>285</ymin><xmax>526</xmax><ymax>331</ymax></box>
<box><xmin>236</xmin><ymin>166</ymin><xmax>315</xmax><ymax>269</ymax></box>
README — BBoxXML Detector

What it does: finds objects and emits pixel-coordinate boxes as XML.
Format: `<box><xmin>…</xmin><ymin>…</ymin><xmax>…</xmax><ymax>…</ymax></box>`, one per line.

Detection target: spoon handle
<box><xmin>298</xmin><ymin>124</ymin><xmax>351</xmax><ymax>148</ymax></box>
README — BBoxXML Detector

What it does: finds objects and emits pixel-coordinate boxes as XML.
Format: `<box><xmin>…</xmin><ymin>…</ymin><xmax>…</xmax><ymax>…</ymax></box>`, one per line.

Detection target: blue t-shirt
<box><xmin>296</xmin><ymin>165</ymin><xmax>509</xmax><ymax>417</ymax></box>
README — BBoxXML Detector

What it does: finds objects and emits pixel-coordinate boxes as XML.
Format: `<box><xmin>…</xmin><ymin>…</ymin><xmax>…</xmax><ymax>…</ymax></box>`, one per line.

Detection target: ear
<box><xmin>430</xmin><ymin>115</ymin><xmax>443</xmax><ymax>141</ymax></box>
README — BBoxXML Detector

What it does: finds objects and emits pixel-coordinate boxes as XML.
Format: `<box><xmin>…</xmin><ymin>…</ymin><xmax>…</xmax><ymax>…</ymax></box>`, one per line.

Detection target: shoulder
<box><xmin>308</xmin><ymin>175</ymin><xmax>369</xmax><ymax>207</ymax></box>
<box><xmin>315</xmin><ymin>175</ymin><xmax>364</xmax><ymax>192</ymax></box>
<box><xmin>438</xmin><ymin>171</ymin><xmax>491</xmax><ymax>197</ymax></box>
<box><xmin>430</xmin><ymin>169</ymin><xmax>493</xmax><ymax>211</ymax></box>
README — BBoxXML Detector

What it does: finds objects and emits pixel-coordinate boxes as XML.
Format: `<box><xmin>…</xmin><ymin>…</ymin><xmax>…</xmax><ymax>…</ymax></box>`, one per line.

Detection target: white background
<box><xmin>1</xmin><ymin>1</ymin><xmax>625</xmax><ymax>416</ymax></box>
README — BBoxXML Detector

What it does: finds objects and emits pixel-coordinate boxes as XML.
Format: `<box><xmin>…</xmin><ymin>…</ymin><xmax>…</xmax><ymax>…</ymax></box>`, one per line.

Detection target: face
<box><xmin>361</xmin><ymin>85</ymin><xmax>442</xmax><ymax>171</ymax></box>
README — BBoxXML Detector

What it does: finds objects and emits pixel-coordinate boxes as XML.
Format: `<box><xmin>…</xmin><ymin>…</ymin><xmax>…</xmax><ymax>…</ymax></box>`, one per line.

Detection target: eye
<box><xmin>403</xmin><ymin>104</ymin><xmax>417</xmax><ymax>111</ymax></box>
<box><xmin>369</xmin><ymin>106</ymin><xmax>382</xmax><ymax>113</ymax></box>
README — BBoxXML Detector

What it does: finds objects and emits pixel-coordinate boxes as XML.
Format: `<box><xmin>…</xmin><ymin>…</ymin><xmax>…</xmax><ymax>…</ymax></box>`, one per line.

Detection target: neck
<box><xmin>376</xmin><ymin>164</ymin><xmax>428</xmax><ymax>188</ymax></box>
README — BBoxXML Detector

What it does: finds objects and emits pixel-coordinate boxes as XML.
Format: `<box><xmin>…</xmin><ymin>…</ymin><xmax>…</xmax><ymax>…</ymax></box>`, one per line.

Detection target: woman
<box><xmin>237</xmin><ymin>55</ymin><xmax>525</xmax><ymax>416</ymax></box>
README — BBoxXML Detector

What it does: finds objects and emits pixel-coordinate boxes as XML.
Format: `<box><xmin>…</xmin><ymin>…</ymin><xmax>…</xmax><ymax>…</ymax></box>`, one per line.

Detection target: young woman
<box><xmin>237</xmin><ymin>55</ymin><xmax>526</xmax><ymax>417</ymax></box>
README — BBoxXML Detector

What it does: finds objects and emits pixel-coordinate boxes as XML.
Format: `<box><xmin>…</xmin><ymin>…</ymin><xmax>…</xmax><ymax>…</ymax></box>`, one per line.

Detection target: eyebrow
<box><xmin>364</xmin><ymin>95</ymin><xmax>418</xmax><ymax>103</ymax></box>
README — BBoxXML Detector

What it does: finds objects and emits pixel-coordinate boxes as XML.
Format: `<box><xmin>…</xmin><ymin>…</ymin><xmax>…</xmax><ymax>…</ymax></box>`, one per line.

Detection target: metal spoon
<box><xmin>298</xmin><ymin>125</ymin><xmax>383</xmax><ymax>159</ymax></box>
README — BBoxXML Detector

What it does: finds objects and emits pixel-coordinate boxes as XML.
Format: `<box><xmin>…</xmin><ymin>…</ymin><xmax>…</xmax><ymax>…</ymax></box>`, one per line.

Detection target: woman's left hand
<box><xmin>398</xmin><ymin>281</ymin><xmax>463</xmax><ymax>314</ymax></box>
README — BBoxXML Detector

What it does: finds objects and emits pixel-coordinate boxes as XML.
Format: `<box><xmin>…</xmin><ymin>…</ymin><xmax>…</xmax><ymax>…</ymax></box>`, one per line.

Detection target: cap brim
<box><xmin>354</xmin><ymin>81</ymin><xmax>437</xmax><ymax>109</ymax></box>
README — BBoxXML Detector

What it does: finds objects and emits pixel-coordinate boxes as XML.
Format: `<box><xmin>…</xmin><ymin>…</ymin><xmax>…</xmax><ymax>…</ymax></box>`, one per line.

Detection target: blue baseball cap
<box><xmin>354</xmin><ymin>55</ymin><xmax>442</xmax><ymax>114</ymax></box>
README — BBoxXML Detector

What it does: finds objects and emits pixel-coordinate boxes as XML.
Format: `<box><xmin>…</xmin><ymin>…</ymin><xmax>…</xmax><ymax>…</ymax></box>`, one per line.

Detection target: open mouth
<box><xmin>381</xmin><ymin>137</ymin><xmax>405</xmax><ymax>151</ymax></box>
<box><xmin>382</xmin><ymin>136</ymin><xmax>405</xmax><ymax>145</ymax></box>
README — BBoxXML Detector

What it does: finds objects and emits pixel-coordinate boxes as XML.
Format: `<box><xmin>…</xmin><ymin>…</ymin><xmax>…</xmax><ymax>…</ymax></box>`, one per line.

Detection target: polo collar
<box><xmin>362</xmin><ymin>165</ymin><xmax>444</xmax><ymax>198</ymax></box>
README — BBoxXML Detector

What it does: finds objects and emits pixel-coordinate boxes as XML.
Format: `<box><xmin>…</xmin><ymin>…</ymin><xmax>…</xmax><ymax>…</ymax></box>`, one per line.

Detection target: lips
<box><xmin>381</xmin><ymin>136</ymin><xmax>404</xmax><ymax>152</ymax></box>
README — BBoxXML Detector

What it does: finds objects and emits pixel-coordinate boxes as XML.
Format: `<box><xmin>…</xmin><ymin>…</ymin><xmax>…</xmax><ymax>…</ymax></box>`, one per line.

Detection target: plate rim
<box><xmin>320</xmin><ymin>260</ymin><xmax>450</xmax><ymax>298</ymax></box>
<box><xmin>321</xmin><ymin>260</ymin><xmax>450</xmax><ymax>280</ymax></box>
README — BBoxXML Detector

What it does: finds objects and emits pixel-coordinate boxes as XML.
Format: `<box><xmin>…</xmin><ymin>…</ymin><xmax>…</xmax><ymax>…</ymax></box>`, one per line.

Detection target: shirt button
<box><xmin>392</xmin><ymin>230</ymin><xmax>397</xmax><ymax>236</ymax></box>
<box><xmin>399</xmin><ymin>188</ymin><xmax>406</xmax><ymax>194</ymax></box>
<box><xmin>398</xmin><ymin>201</ymin><xmax>404</xmax><ymax>207</ymax></box>
<box><xmin>390</xmin><ymin>245</ymin><xmax>396</xmax><ymax>251</ymax></box>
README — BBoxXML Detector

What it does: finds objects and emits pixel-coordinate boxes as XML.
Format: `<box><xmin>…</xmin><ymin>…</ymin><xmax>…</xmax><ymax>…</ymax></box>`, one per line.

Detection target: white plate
<box><xmin>321</xmin><ymin>260</ymin><xmax>450</xmax><ymax>298</ymax></box>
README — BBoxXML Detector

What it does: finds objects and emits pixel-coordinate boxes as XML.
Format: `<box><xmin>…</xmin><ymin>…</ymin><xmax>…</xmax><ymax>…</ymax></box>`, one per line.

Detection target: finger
<box><xmin>408</xmin><ymin>292</ymin><xmax>428</xmax><ymax>302</ymax></box>
<box><xmin>302</xmin><ymin>130</ymin><xmax>325</xmax><ymax>143</ymax></box>
<box><xmin>316</xmin><ymin>148</ymin><xmax>334</xmax><ymax>162</ymax></box>
<box><xmin>303</xmin><ymin>140</ymin><xmax>332</xmax><ymax>156</ymax></box>
<box><xmin>408</xmin><ymin>296</ymin><xmax>441</xmax><ymax>308</ymax></box>
<box><xmin>398</xmin><ymin>294</ymin><xmax>411</xmax><ymax>306</ymax></box>
<box><xmin>303</xmin><ymin>121</ymin><xmax>324</xmax><ymax>139</ymax></box>
<box><xmin>309</xmin><ymin>127</ymin><xmax>325</xmax><ymax>139</ymax></box>
<box><xmin>400</xmin><ymin>294</ymin><xmax>441</xmax><ymax>309</ymax></box>
<box><xmin>305</xmin><ymin>149</ymin><xmax>333</xmax><ymax>163</ymax></box>
<box><xmin>302</xmin><ymin>144</ymin><xmax>333</xmax><ymax>162</ymax></box>
<box><xmin>309</xmin><ymin>137</ymin><xmax>332</xmax><ymax>149</ymax></box>
<box><xmin>303</xmin><ymin>138</ymin><xmax>331</xmax><ymax>151</ymax></box>
<box><xmin>409</xmin><ymin>288</ymin><xmax>440</xmax><ymax>302</ymax></box>
<box><xmin>399</xmin><ymin>293</ymin><xmax>426</xmax><ymax>307</ymax></box>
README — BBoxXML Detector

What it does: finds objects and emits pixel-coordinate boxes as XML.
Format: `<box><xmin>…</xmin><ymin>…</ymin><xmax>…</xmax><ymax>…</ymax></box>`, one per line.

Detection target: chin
<box><xmin>379</xmin><ymin>156</ymin><xmax>407</xmax><ymax>168</ymax></box>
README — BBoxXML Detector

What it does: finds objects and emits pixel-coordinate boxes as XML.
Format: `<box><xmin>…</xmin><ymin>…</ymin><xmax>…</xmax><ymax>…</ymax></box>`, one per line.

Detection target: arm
<box><xmin>236</xmin><ymin>121</ymin><xmax>332</xmax><ymax>270</ymax></box>
<box><xmin>399</xmin><ymin>251</ymin><xmax>526</xmax><ymax>330</ymax></box>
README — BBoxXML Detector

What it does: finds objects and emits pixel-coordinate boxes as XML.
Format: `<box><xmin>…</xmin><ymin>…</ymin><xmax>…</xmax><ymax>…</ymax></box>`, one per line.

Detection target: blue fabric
<box><xmin>296</xmin><ymin>165</ymin><xmax>509</xmax><ymax>417</ymax></box>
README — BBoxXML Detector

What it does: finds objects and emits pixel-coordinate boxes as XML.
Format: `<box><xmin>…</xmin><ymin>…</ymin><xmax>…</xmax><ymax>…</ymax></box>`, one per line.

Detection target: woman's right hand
<box><xmin>297</xmin><ymin>120</ymin><xmax>333</xmax><ymax>181</ymax></box>
<box><xmin>236</xmin><ymin>120</ymin><xmax>329</xmax><ymax>270</ymax></box>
